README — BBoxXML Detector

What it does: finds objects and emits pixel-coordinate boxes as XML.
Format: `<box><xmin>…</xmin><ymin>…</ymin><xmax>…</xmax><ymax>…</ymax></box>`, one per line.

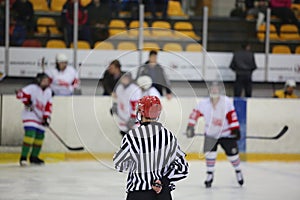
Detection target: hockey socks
<box><xmin>204</xmin><ymin>152</ymin><xmax>217</xmax><ymax>188</ymax></box>
<box><xmin>20</xmin><ymin>127</ymin><xmax>45</xmax><ymax>166</ymax></box>
<box><xmin>21</xmin><ymin>129</ymin><xmax>36</xmax><ymax>158</ymax></box>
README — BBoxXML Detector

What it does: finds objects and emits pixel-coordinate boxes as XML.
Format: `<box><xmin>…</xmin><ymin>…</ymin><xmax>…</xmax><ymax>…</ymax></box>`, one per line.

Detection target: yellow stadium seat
<box><xmin>151</xmin><ymin>21</ymin><xmax>174</xmax><ymax>38</ymax></box>
<box><xmin>163</xmin><ymin>43</ymin><xmax>183</xmax><ymax>51</ymax></box>
<box><xmin>70</xmin><ymin>41</ymin><xmax>91</xmax><ymax>49</ymax></box>
<box><xmin>173</xmin><ymin>21</ymin><xmax>201</xmax><ymax>40</ymax></box>
<box><xmin>295</xmin><ymin>46</ymin><xmax>300</xmax><ymax>54</ymax></box>
<box><xmin>272</xmin><ymin>45</ymin><xmax>291</xmax><ymax>54</ymax></box>
<box><xmin>280</xmin><ymin>24</ymin><xmax>300</xmax><ymax>40</ymax></box>
<box><xmin>29</xmin><ymin>0</ymin><xmax>49</xmax><ymax>11</ymax></box>
<box><xmin>185</xmin><ymin>43</ymin><xmax>202</xmax><ymax>52</ymax></box>
<box><xmin>257</xmin><ymin>24</ymin><xmax>280</xmax><ymax>41</ymax></box>
<box><xmin>167</xmin><ymin>1</ymin><xmax>187</xmax><ymax>17</ymax></box>
<box><xmin>94</xmin><ymin>41</ymin><xmax>114</xmax><ymax>50</ymax></box>
<box><xmin>80</xmin><ymin>0</ymin><xmax>92</xmax><ymax>7</ymax></box>
<box><xmin>36</xmin><ymin>17</ymin><xmax>61</xmax><ymax>35</ymax></box>
<box><xmin>50</xmin><ymin>0</ymin><xmax>67</xmax><ymax>11</ymax></box>
<box><xmin>128</xmin><ymin>21</ymin><xmax>151</xmax><ymax>37</ymax></box>
<box><xmin>109</xmin><ymin>19</ymin><xmax>127</xmax><ymax>37</ymax></box>
<box><xmin>46</xmin><ymin>40</ymin><xmax>67</xmax><ymax>48</ymax></box>
<box><xmin>143</xmin><ymin>42</ymin><xmax>160</xmax><ymax>51</ymax></box>
<box><xmin>117</xmin><ymin>42</ymin><xmax>137</xmax><ymax>50</ymax></box>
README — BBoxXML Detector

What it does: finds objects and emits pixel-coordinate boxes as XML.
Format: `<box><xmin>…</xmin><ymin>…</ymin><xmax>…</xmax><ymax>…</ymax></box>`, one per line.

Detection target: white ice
<box><xmin>1</xmin><ymin>160</ymin><xmax>300</xmax><ymax>200</ymax></box>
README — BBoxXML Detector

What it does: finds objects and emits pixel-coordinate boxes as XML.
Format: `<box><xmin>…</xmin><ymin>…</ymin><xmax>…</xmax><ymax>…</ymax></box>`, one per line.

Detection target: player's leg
<box><xmin>20</xmin><ymin>127</ymin><xmax>36</xmax><ymax>166</ymax></box>
<box><xmin>203</xmin><ymin>136</ymin><xmax>218</xmax><ymax>188</ymax></box>
<box><xmin>29</xmin><ymin>128</ymin><xmax>45</xmax><ymax>165</ymax></box>
<box><xmin>219</xmin><ymin>138</ymin><xmax>244</xmax><ymax>186</ymax></box>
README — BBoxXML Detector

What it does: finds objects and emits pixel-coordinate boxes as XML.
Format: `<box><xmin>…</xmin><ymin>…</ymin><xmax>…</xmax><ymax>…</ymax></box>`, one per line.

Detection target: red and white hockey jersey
<box><xmin>188</xmin><ymin>96</ymin><xmax>239</xmax><ymax>139</ymax></box>
<box><xmin>142</xmin><ymin>87</ymin><xmax>161</xmax><ymax>98</ymax></box>
<box><xmin>16</xmin><ymin>84</ymin><xmax>53</xmax><ymax>131</ymax></box>
<box><xmin>46</xmin><ymin>66</ymin><xmax>79</xmax><ymax>95</ymax></box>
<box><xmin>115</xmin><ymin>83</ymin><xmax>142</xmax><ymax>132</ymax></box>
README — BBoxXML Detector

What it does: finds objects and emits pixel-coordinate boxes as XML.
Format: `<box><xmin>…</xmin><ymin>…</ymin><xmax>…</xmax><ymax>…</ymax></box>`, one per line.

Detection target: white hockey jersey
<box><xmin>16</xmin><ymin>84</ymin><xmax>53</xmax><ymax>131</ymax></box>
<box><xmin>115</xmin><ymin>83</ymin><xmax>142</xmax><ymax>132</ymax></box>
<box><xmin>142</xmin><ymin>87</ymin><xmax>161</xmax><ymax>98</ymax></box>
<box><xmin>188</xmin><ymin>96</ymin><xmax>239</xmax><ymax>139</ymax></box>
<box><xmin>46</xmin><ymin>66</ymin><xmax>79</xmax><ymax>96</ymax></box>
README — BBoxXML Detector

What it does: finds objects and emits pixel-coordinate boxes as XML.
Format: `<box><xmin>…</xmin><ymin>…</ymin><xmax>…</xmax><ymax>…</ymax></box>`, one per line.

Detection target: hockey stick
<box><xmin>48</xmin><ymin>126</ymin><xmax>84</xmax><ymax>151</ymax></box>
<box><xmin>30</xmin><ymin>109</ymin><xmax>84</xmax><ymax>151</ymax></box>
<box><xmin>191</xmin><ymin>125</ymin><xmax>288</xmax><ymax>140</ymax></box>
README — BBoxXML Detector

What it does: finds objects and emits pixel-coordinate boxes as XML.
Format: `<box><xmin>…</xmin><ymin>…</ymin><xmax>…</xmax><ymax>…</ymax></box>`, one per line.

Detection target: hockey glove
<box><xmin>152</xmin><ymin>180</ymin><xmax>163</xmax><ymax>194</ymax></box>
<box><xmin>42</xmin><ymin>117</ymin><xmax>51</xmax><ymax>127</ymax></box>
<box><xmin>110</xmin><ymin>102</ymin><xmax>118</xmax><ymax>116</ymax></box>
<box><xmin>231</xmin><ymin>129</ymin><xmax>241</xmax><ymax>140</ymax></box>
<box><xmin>186</xmin><ymin>126</ymin><xmax>195</xmax><ymax>138</ymax></box>
<box><xmin>126</xmin><ymin>118</ymin><xmax>136</xmax><ymax>130</ymax></box>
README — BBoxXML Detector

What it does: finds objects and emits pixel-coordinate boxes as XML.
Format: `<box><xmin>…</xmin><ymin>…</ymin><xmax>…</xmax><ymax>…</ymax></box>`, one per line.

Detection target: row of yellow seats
<box><xmin>108</xmin><ymin>20</ymin><xmax>200</xmax><ymax>40</ymax></box>
<box><xmin>46</xmin><ymin>40</ymin><xmax>203</xmax><ymax>52</ymax></box>
<box><xmin>29</xmin><ymin>0</ymin><xmax>91</xmax><ymax>12</ymax></box>
<box><xmin>272</xmin><ymin>45</ymin><xmax>300</xmax><ymax>54</ymax></box>
<box><xmin>29</xmin><ymin>0</ymin><xmax>187</xmax><ymax>17</ymax></box>
<box><xmin>257</xmin><ymin>24</ymin><xmax>300</xmax><ymax>41</ymax></box>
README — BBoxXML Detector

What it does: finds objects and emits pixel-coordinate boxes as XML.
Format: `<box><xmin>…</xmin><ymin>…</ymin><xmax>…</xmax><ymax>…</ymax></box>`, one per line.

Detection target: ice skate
<box><xmin>19</xmin><ymin>156</ymin><xmax>28</xmax><ymax>167</ymax></box>
<box><xmin>204</xmin><ymin>172</ymin><xmax>214</xmax><ymax>188</ymax></box>
<box><xmin>29</xmin><ymin>156</ymin><xmax>45</xmax><ymax>165</ymax></box>
<box><xmin>236</xmin><ymin>170</ymin><xmax>244</xmax><ymax>186</ymax></box>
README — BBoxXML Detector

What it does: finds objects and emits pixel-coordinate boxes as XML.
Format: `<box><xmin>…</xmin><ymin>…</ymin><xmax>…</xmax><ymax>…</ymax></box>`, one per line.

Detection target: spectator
<box><xmin>230</xmin><ymin>43</ymin><xmax>257</xmax><ymax>97</ymax></box>
<box><xmin>121</xmin><ymin>0</ymin><xmax>168</xmax><ymax>19</ymax></box>
<box><xmin>136</xmin><ymin>50</ymin><xmax>172</xmax><ymax>100</ymax></box>
<box><xmin>61</xmin><ymin>0</ymin><xmax>91</xmax><ymax>47</ymax></box>
<box><xmin>102</xmin><ymin>59</ymin><xmax>125</xmax><ymax>96</ymax></box>
<box><xmin>245</xmin><ymin>0</ymin><xmax>269</xmax><ymax>30</ymax></box>
<box><xmin>45</xmin><ymin>53</ymin><xmax>80</xmax><ymax>96</ymax></box>
<box><xmin>112</xmin><ymin>72</ymin><xmax>142</xmax><ymax>136</ymax></box>
<box><xmin>270</xmin><ymin>0</ymin><xmax>300</xmax><ymax>30</ymax></box>
<box><xmin>273</xmin><ymin>79</ymin><xmax>298</xmax><ymax>98</ymax></box>
<box><xmin>11</xmin><ymin>0</ymin><xmax>34</xmax><ymax>46</ymax></box>
<box><xmin>86</xmin><ymin>0</ymin><xmax>111</xmax><ymax>45</ymax></box>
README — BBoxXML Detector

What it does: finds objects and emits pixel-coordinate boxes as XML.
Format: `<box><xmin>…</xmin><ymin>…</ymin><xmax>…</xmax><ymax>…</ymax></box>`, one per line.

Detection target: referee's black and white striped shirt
<box><xmin>113</xmin><ymin>121</ymin><xmax>189</xmax><ymax>192</ymax></box>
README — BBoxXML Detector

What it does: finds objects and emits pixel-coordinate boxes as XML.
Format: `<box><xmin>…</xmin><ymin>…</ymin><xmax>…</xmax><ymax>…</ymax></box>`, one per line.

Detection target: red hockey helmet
<box><xmin>137</xmin><ymin>96</ymin><xmax>162</xmax><ymax>119</ymax></box>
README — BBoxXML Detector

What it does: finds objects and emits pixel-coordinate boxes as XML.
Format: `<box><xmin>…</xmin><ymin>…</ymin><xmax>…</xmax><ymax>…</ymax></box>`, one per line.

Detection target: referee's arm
<box><xmin>113</xmin><ymin>136</ymin><xmax>131</xmax><ymax>172</ymax></box>
<box><xmin>166</xmin><ymin>147</ymin><xmax>189</xmax><ymax>182</ymax></box>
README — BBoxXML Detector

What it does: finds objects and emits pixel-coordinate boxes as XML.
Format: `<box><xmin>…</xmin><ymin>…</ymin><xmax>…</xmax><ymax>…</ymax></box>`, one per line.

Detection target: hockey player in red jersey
<box><xmin>113</xmin><ymin>72</ymin><xmax>142</xmax><ymax>136</ymax></box>
<box><xmin>46</xmin><ymin>53</ymin><xmax>79</xmax><ymax>96</ymax></box>
<box><xmin>186</xmin><ymin>82</ymin><xmax>244</xmax><ymax>188</ymax></box>
<box><xmin>16</xmin><ymin>73</ymin><xmax>52</xmax><ymax>166</ymax></box>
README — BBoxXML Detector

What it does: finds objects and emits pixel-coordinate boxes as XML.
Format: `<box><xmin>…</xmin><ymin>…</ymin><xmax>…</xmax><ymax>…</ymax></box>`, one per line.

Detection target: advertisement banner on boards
<box><xmin>2</xmin><ymin>47</ymin><xmax>300</xmax><ymax>82</ymax></box>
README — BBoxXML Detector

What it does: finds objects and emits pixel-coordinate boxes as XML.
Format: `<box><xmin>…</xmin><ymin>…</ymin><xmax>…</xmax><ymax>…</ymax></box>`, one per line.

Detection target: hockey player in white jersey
<box><xmin>186</xmin><ymin>82</ymin><xmax>244</xmax><ymax>188</ymax></box>
<box><xmin>46</xmin><ymin>53</ymin><xmax>79</xmax><ymax>96</ymax></box>
<box><xmin>137</xmin><ymin>75</ymin><xmax>161</xmax><ymax>98</ymax></box>
<box><xmin>16</xmin><ymin>73</ymin><xmax>52</xmax><ymax>166</ymax></box>
<box><xmin>113</xmin><ymin>72</ymin><xmax>142</xmax><ymax>136</ymax></box>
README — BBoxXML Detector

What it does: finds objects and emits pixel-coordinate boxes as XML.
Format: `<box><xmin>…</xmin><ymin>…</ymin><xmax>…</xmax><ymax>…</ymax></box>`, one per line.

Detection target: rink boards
<box><xmin>0</xmin><ymin>95</ymin><xmax>299</xmax><ymax>162</ymax></box>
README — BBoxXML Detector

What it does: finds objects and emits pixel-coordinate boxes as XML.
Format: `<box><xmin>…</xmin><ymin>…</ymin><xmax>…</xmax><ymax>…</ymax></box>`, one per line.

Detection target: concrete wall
<box><xmin>1</xmin><ymin>95</ymin><xmax>299</xmax><ymax>154</ymax></box>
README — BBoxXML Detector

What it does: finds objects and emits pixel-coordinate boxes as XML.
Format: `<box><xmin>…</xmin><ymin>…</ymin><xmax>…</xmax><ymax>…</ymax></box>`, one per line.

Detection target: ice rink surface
<box><xmin>1</xmin><ymin>160</ymin><xmax>300</xmax><ymax>200</ymax></box>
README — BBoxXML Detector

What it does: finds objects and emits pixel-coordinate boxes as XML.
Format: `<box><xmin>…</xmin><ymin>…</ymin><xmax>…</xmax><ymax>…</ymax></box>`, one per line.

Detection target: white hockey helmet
<box><xmin>285</xmin><ymin>79</ymin><xmax>296</xmax><ymax>88</ymax></box>
<box><xmin>56</xmin><ymin>53</ymin><xmax>68</xmax><ymax>63</ymax></box>
<box><xmin>137</xmin><ymin>76</ymin><xmax>153</xmax><ymax>90</ymax></box>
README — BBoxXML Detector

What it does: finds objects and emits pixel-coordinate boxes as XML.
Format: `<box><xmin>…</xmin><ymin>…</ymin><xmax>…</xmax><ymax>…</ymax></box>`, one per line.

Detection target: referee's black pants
<box><xmin>126</xmin><ymin>189</ymin><xmax>172</xmax><ymax>200</ymax></box>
